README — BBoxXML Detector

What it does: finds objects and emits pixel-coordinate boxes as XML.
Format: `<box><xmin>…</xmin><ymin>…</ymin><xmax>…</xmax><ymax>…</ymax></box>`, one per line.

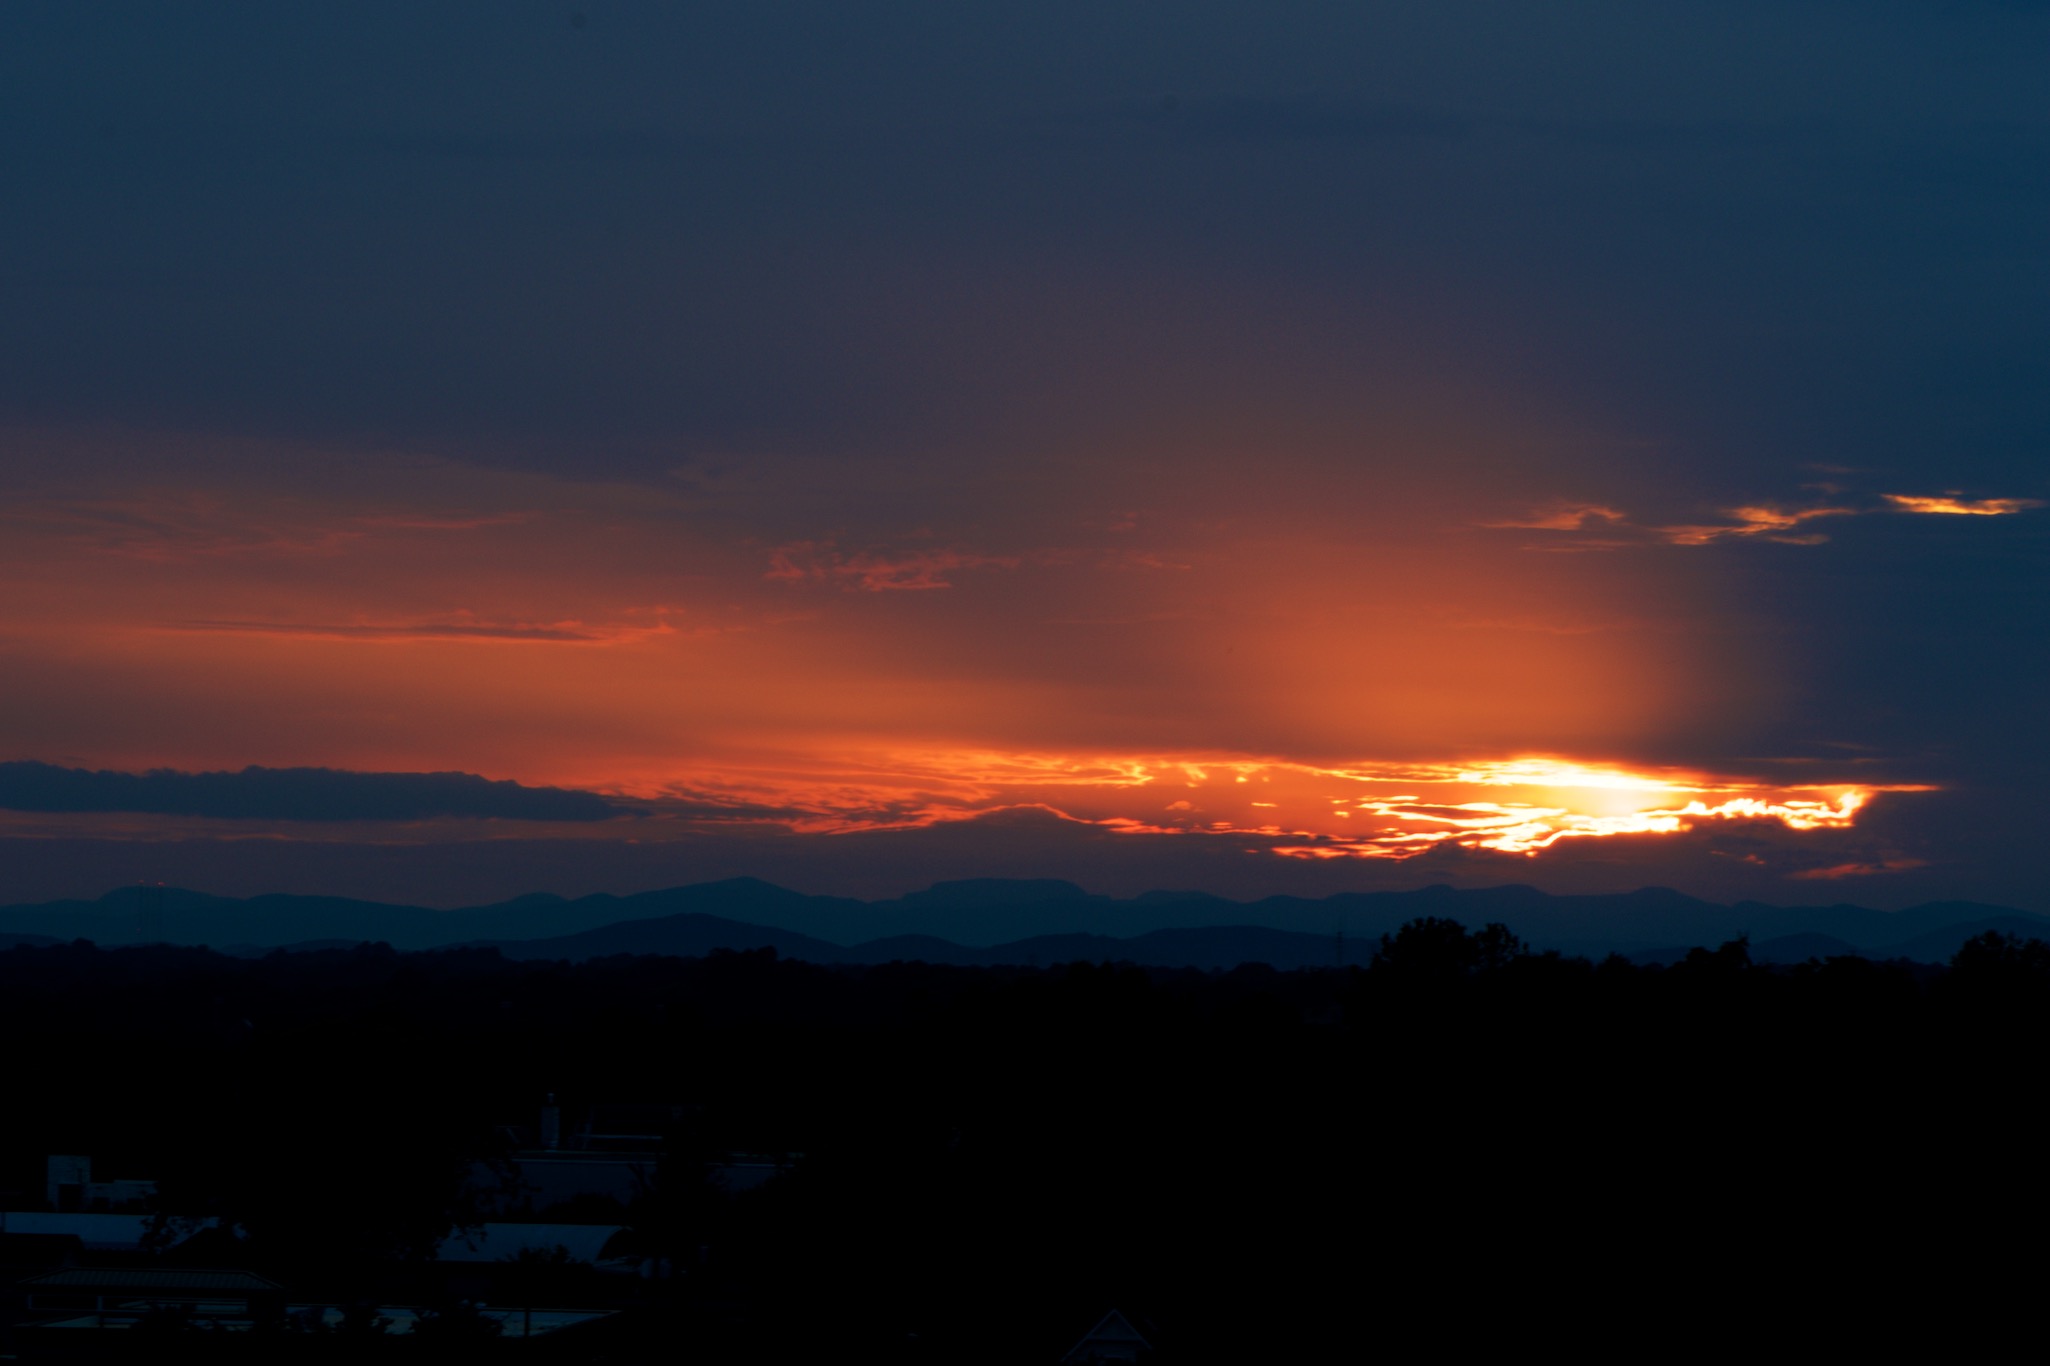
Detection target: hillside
<box><xmin>7</xmin><ymin>879</ymin><xmax>2046</xmax><ymax>968</ymax></box>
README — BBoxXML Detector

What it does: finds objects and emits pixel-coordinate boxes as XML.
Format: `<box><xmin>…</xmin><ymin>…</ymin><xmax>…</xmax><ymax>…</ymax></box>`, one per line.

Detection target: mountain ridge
<box><xmin>1</xmin><ymin>878</ymin><xmax>2044</xmax><ymax>967</ymax></box>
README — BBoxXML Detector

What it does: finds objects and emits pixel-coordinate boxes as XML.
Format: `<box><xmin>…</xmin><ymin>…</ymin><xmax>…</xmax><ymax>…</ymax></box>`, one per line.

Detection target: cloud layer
<box><xmin>0</xmin><ymin>763</ymin><xmax>623</xmax><ymax>823</ymax></box>
<box><xmin>1490</xmin><ymin>489</ymin><xmax>2043</xmax><ymax>549</ymax></box>
<box><xmin>0</xmin><ymin>4</ymin><xmax>2045</xmax><ymax>907</ymax></box>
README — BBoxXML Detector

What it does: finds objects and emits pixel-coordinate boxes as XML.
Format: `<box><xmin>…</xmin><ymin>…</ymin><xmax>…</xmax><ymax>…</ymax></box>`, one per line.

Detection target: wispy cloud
<box><xmin>1478</xmin><ymin>502</ymin><xmax>1629</xmax><ymax>532</ymax></box>
<box><xmin>599</xmin><ymin>748</ymin><xmax>1932</xmax><ymax>878</ymax></box>
<box><xmin>766</xmin><ymin>541</ymin><xmax>1026</xmax><ymax>591</ymax></box>
<box><xmin>1788</xmin><ymin>856</ymin><xmax>1931</xmax><ymax>880</ymax></box>
<box><xmin>1880</xmin><ymin>493</ymin><xmax>2045</xmax><ymax>516</ymax></box>
<box><xmin>0</xmin><ymin>761</ymin><xmax>626</xmax><ymax>822</ymax></box>
<box><xmin>167</xmin><ymin>614</ymin><xmax>678</xmax><ymax>645</ymax></box>
<box><xmin>1657</xmin><ymin>503</ymin><xmax>1858</xmax><ymax>546</ymax></box>
<box><xmin>3</xmin><ymin>495</ymin><xmax>535</xmax><ymax>562</ymax></box>
<box><xmin>1489</xmin><ymin>486</ymin><xmax>2043</xmax><ymax>549</ymax></box>
<box><xmin>765</xmin><ymin>538</ymin><xmax>1187</xmax><ymax>591</ymax></box>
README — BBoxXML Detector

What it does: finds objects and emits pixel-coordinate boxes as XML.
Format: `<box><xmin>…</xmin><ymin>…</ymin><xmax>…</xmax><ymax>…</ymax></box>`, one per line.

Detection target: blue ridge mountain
<box><xmin>0</xmin><ymin>878</ymin><xmax>2045</xmax><ymax>967</ymax></box>
<box><xmin>1871</xmin><ymin>915</ymin><xmax>2050</xmax><ymax>966</ymax></box>
<box><xmin>0</xmin><ymin>877</ymin><xmax>860</xmax><ymax>952</ymax></box>
<box><xmin>464</xmin><ymin>921</ymin><xmax>1377</xmax><ymax>970</ymax></box>
<box><xmin>481</xmin><ymin>912</ymin><xmax>850</xmax><ymax>964</ymax></box>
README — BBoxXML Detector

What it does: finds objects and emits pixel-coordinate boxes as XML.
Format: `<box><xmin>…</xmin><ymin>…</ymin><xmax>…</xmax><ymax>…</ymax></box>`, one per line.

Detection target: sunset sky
<box><xmin>3</xmin><ymin>2</ymin><xmax>2046</xmax><ymax>910</ymax></box>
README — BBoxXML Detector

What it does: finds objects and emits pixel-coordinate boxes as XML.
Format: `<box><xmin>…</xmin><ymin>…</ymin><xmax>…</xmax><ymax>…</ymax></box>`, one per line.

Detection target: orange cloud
<box><xmin>0</xmin><ymin>438</ymin><xmax>1860</xmax><ymax>873</ymax></box>
<box><xmin>1656</xmin><ymin>504</ymin><xmax>1859</xmax><ymax>545</ymax></box>
<box><xmin>1493</xmin><ymin>486</ymin><xmax>2041</xmax><ymax>549</ymax></box>
<box><xmin>766</xmin><ymin>541</ymin><xmax>1026</xmax><ymax>591</ymax></box>
<box><xmin>1479</xmin><ymin>502</ymin><xmax>1629</xmax><ymax>531</ymax></box>
<box><xmin>1881</xmin><ymin>494</ymin><xmax>2045</xmax><ymax>516</ymax></box>
<box><xmin>1788</xmin><ymin>856</ymin><xmax>1932</xmax><ymax>880</ymax></box>
<box><xmin>601</xmin><ymin>748</ymin><xmax>1931</xmax><ymax>879</ymax></box>
<box><xmin>166</xmin><ymin>614</ymin><xmax>681</xmax><ymax>645</ymax></box>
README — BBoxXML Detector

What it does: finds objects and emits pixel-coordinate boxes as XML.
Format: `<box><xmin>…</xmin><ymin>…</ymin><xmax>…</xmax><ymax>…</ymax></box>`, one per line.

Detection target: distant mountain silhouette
<box><xmin>847</xmin><ymin>934</ymin><xmax>980</xmax><ymax>965</ymax></box>
<box><xmin>478</xmin><ymin>912</ymin><xmax>850</xmax><ymax>963</ymax></box>
<box><xmin>0</xmin><ymin>877</ymin><xmax>867</xmax><ymax>952</ymax></box>
<box><xmin>958</xmin><ymin>925</ymin><xmax>1372</xmax><ymax>971</ymax></box>
<box><xmin>1747</xmin><ymin>932</ymin><xmax>1865</xmax><ymax>964</ymax></box>
<box><xmin>901</xmin><ymin>878</ymin><xmax>1089</xmax><ymax>906</ymax></box>
<box><xmin>1875</xmin><ymin>915</ymin><xmax>2050</xmax><ymax>965</ymax></box>
<box><xmin>464</xmin><ymin>917</ymin><xmax>1376</xmax><ymax>970</ymax></box>
<box><xmin>3</xmin><ymin>877</ymin><xmax>2047</xmax><ymax>968</ymax></box>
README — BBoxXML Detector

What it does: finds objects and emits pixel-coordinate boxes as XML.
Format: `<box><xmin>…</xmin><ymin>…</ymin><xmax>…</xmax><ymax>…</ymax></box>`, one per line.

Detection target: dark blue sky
<box><xmin>2</xmin><ymin>3</ymin><xmax>2045</xmax><ymax>909</ymax></box>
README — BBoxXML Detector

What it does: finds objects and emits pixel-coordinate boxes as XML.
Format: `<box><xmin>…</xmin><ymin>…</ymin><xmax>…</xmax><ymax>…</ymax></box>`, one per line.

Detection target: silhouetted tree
<box><xmin>499</xmin><ymin>1244</ymin><xmax>583</xmax><ymax>1339</ymax></box>
<box><xmin>1949</xmin><ymin>930</ymin><xmax>2050</xmax><ymax>979</ymax></box>
<box><xmin>333</xmin><ymin>1300</ymin><xmax>393</xmax><ymax>1340</ymax></box>
<box><xmin>1679</xmin><ymin>936</ymin><xmax>1754</xmax><ymax>974</ymax></box>
<box><xmin>1372</xmin><ymin>917</ymin><xmax>1527</xmax><ymax>979</ymax></box>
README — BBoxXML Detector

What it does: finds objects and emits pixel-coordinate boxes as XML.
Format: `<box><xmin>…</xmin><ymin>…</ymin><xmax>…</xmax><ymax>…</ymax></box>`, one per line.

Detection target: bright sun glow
<box><xmin>629</xmin><ymin>750</ymin><xmax>1929</xmax><ymax>866</ymax></box>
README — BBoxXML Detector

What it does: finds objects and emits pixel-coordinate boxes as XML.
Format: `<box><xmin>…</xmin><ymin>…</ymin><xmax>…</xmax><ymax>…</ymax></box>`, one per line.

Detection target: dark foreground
<box><xmin>3</xmin><ymin>920</ymin><xmax>2047</xmax><ymax>1361</ymax></box>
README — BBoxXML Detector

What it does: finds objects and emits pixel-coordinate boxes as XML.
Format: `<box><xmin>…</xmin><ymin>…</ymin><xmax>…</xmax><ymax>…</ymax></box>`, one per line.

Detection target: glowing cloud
<box><xmin>0</xmin><ymin>451</ymin><xmax>1952</xmax><ymax>894</ymax></box>
<box><xmin>628</xmin><ymin>748</ymin><xmax>1929</xmax><ymax>874</ymax></box>
<box><xmin>1238</xmin><ymin>758</ymin><xmax>1906</xmax><ymax>860</ymax></box>
<box><xmin>1480</xmin><ymin>502</ymin><xmax>1629</xmax><ymax>531</ymax></box>
<box><xmin>1493</xmin><ymin>486</ymin><xmax>2042</xmax><ymax>550</ymax></box>
<box><xmin>767</xmin><ymin>542</ymin><xmax>1025</xmax><ymax>591</ymax></box>
<box><xmin>1657</xmin><ymin>504</ymin><xmax>1858</xmax><ymax>546</ymax></box>
<box><xmin>1881</xmin><ymin>494</ymin><xmax>2045</xmax><ymax>517</ymax></box>
<box><xmin>1789</xmin><ymin>857</ymin><xmax>1932</xmax><ymax>880</ymax></box>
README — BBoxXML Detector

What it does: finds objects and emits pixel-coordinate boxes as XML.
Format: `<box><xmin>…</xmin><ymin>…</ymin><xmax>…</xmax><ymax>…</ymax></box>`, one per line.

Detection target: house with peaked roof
<box><xmin>1062</xmin><ymin>1308</ymin><xmax>1153</xmax><ymax>1364</ymax></box>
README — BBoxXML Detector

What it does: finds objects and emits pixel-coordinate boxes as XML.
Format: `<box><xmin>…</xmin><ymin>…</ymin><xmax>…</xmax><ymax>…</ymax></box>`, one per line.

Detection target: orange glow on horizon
<box><xmin>620</xmin><ymin>748</ymin><xmax>1928</xmax><ymax>868</ymax></box>
<box><xmin>1278</xmin><ymin>788</ymin><xmax>1871</xmax><ymax>860</ymax></box>
<box><xmin>0</xmin><ymin>439</ymin><xmax>1941</xmax><ymax>888</ymax></box>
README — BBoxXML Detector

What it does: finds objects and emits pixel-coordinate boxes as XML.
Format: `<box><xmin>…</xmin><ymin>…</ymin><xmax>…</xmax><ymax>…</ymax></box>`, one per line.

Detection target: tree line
<box><xmin>3</xmin><ymin>920</ymin><xmax>2044</xmax><ymax>1359</ymax></box>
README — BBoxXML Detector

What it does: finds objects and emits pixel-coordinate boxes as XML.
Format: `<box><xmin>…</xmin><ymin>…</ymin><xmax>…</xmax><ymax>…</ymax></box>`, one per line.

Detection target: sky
<box><xmin>2</xmin><ymin>2</ymin><xmax>2047</xmax><ymax>910</ymax></box>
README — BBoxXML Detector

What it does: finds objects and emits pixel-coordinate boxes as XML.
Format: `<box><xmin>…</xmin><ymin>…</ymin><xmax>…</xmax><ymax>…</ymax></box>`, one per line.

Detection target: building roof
<box><xmin>22</xmin><ymin>1267</ymin><xmax>280</xmax><ymax>1294</ymax></box>
<box><xmin>0</xmin><ymin>1212</ymin><xmax>216</xmax><ymax>1250</ymax></box>
<box><xmin>1062</xmin><ymin>1309</ymin><xmax>1154</xmax><ymax>1364</ymax></box>
<box><xmin>436</xmin><ymin>1223</ymin><xmax>627</xmax><ymax>1264</ymax></box>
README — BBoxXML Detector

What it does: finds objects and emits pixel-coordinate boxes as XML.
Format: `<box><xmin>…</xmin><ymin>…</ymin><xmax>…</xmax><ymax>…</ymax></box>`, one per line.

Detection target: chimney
<box><xmin>540</xmin><ymin>1094</ymin><xmax>561</xmax><ymax>1151</ymax></box>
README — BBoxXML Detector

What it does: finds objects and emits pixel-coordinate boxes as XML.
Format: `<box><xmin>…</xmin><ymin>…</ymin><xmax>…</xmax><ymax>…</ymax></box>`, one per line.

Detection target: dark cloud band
<box><xmin>0</xmin><ymin>762</ymin><xmax>624</xmax><ymax>823</ymax></box>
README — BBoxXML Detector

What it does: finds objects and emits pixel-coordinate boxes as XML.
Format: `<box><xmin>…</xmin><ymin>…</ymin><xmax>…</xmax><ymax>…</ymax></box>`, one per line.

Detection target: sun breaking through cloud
<box><xmin>631</xmin><ymin>750</ymin><xmax>1930</xmax><ymax>871</ymax></box>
